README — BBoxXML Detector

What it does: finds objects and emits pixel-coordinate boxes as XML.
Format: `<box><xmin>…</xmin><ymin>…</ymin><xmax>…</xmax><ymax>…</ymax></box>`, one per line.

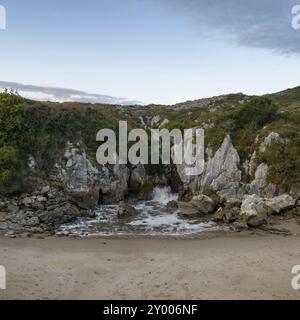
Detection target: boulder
<box><xmin>177</xmin><ymin>201</ymin><xmax>200</xmax><ymax>216</ymax></box>
<box><xmin>264</xmin><ymin>195</ymin><xmax>296</xmax><ymax>213</ymax></box>
<box><xmin>117</xmin><ymin>202</ymin><xmax>138</xmax><ymax>218</ymax></box>
<box><xmin>40</xmin><ymin>186</ymin><xmax>51</xmax><ymax>195</ymax></box>
<box><xmin>213</xmin><ymin>208</ymin><xmax>225</xmax><ymax>222</ymax></box>
<box><xmin>167</xmin><ymin>200</ymin><xmax>178</xmax><ymax>210</ymax></box>
<box><xmin>7</xmin><ymin>205</ymin><xmax>20</xmax><ymax>215</ymax></box>
<box><xmin>247</xmin><ymin>215</ymin><xmax>268</xmax><ymax>228</ymax></box>
<box><xmin>178</xmin><ymin>195</ymin><xmax>216</xmax><ymax>216</ymax></box>
<box><xmin>191</xmin><ymin>194</ymin><xmax>217</xmax><ymax>214</ymax></box>
<box><xmin>240</xmin><ymin>195</ymin><xmax>273</xmax><ymax>218</ymax></box>
<box><xmin>240</xmin><ymin>194</ymin><xmax>296</xmax><ymax>228</ymax></box>
<box><xmin>212</xmin><ymin>205</ymin><xmax>239</xmax><ymax>224</ymax></box>
<box><xmin>67</xmin><ymin>188</ymin><xmax>99</xmax><ymax>210</ymax></box>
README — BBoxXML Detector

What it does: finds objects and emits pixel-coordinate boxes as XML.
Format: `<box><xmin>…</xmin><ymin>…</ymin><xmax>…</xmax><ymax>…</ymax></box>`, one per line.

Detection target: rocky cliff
<box><xmin>0</xmin><ymin>91</ymin><xmax>300</xmax><ymax>236</ymax></box>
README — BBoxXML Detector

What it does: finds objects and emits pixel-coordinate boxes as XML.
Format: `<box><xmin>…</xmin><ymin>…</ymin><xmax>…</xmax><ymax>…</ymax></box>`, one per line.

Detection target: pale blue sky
<box><xmin>0</xmin><ymin>0</ymin><xmax>300</xmax><ymax>104</ymax></box>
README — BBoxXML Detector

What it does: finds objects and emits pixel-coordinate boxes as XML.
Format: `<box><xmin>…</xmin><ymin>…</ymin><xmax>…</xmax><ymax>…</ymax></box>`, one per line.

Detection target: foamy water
<box><xmin>56</xmin><ymin>187</ymin><xmax>219</xmax><ymax>237</ymax></box>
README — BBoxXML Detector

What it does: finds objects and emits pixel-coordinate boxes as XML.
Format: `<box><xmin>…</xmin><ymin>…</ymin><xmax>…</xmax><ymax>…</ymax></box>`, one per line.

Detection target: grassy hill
<box><xmin>1</xmin><ymin>85</ymin><xmax>300</xmax><ymax>194</ymax></box>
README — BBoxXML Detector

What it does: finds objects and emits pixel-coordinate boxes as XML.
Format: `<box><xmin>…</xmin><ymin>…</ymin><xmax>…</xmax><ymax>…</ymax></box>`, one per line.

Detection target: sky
<box><xmin>0</xmin><ymin>0</ymin><xmax>300</xmax><ymax>105</ymax></box>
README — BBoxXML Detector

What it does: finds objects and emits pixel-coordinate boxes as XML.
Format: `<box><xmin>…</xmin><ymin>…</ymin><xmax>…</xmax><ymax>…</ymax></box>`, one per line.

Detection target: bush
<box><xmin>231</xmin><ymin>97</ymin><xmax>279</xmax><ymax>130</ymax></box>
<box><xmin>0</xmin><ymin>146</ymin><xmax>21</xmax><ymax>185</ymax></box>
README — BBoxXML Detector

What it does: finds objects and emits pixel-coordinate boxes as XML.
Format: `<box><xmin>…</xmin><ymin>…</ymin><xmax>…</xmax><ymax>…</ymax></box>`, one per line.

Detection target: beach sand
<box><xmin>1</xmin><ymin>221</ymin><xmax>300</xmax><ymax>300</ymax></box>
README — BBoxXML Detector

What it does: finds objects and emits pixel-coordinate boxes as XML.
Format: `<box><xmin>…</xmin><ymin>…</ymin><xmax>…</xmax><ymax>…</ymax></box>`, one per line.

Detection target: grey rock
<box><xmin>27</xmin><ymin>156</ymin><xmax>36</xmax><ymax>170</ymax></box>
<box><xmin>0</xmin><ymin>212</ymin><xmax>8</xmax><ymax>222</ymax></box>
<box><xmin>178</xmin><ymin>195</ymin><xmax>216</xmax><ymax>216</ymax></box>
<box><xmin>176</xmin><ymin>135</ymin><xmax>244</xmax><ymax>200</ymax></box>
<box><xmin>248</xmin><ymin>151</ymin><xmax>257</xmax><ymax>177</ymax></box>
<box><xmin>201</xmin><ymin>136</ymin><xmax>243</xmax><ymax>199</ymax></box>
<box><xmin>240</xmin><ymin>194</ymin><xmax>296</xmax><ymax>227</ymax></box>
<box><xmin>117</xmin><ymin>202</ymin><xmax>138</xmax><ymax>218</ymax></box>
<box><xmin>259</xmin><ymin>132</ymin><xmax>280</xmax><ymax>153</ymax></box>
<box><xmin>249</xmin><ymin>163</ymin><xmax>277</xmax><ymax>198</ymax></box>
<box><xmin>247</xmin><ymin>215</ymin><xmax>268</xmax><ymax>228</ymax></box>
<box><xmin>40</xmin><ymin>186</ymin><xmax>51</xmax><ymax>195</ymax></box>
<box><xmin>7</xmin><ymin>205</ymin><xmax>20</xmax><ymax>215</ymax></box>
<box><xmin>177</xmin><ymin>201</ymin><xmax>200</xmax><ymax>216</ymax></box>
<box><xmin>22</xmin><ymin>216</ymin><xmax>40</xmax><ymax>227</ymax></box>
<box><xmin>240</xmin><ymin>195</ymin><xmax>273</xmax><ymax>218</ymax></box>
<box><xmin>167</xmin><ymin>200</ymin><xmax>178</xmax><ymax>210</ymax></box>
<box><xmin>159</xmin><ymin>118</ymin><xmax>170</xmax><ymax>128</ymax></box>
<box><xmin>213</xmin><ymin>208</ymin><xmax>225</xmax><ymax>222</ymax></box>
<box><xmin>151</xmin><ymin>115</ymin><xmax>161</xmax><ymax>128</ymax></box>
<box><xmin>36</xmin><ymin>196</ymin><xmax>47</xmax><ymax>203</ymax></box>
<box><xmin>213</xmin><ymin>205</ymin><xmax>239</xmax><ymax>223</ymax></box>
<box><xmin>264</xmin><ymin>195</ymin><xmax>296</xmax><ymax>213</ymax></box>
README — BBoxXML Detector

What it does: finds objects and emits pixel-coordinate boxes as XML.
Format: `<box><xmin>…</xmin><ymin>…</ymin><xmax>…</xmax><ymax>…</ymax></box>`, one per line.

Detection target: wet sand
<box><xmin>0</xmin><ymin>224</ymin><xmax>300</xmax><ymax>300</ymax></box>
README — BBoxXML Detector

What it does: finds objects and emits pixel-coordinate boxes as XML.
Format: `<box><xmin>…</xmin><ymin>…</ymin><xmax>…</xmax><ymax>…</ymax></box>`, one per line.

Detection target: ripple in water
<box><xmin>56</xmin><ymin>187</ymin><xmax>219</xmax><ymax>237</ymax></box>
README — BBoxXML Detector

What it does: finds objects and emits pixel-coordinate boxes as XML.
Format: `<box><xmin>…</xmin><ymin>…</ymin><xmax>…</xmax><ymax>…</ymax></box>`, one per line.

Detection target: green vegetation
<box><xmin>205</xmin><ymin>97</ymin><xmax>279</xmax><ymax>161</ymax></box>
<box><xmin>0</xmin><ymin>87</ymin><xmax>300</xmax><ymax>194</ymax></box>
<box><xmin>0</xmin><ymin>94</ymin><xmax>119</xmax><ymax>192</ymax></box>
<box><xmin>256</xmin><ymin>136</ymin><xmax>300</xmax><ymax>189</ymax></box>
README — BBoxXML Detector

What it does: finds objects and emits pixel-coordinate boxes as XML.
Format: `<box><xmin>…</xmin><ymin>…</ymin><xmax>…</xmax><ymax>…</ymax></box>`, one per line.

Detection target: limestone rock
<box><xmin>259</xmin><ymin>132</ymin><xmax>280</xmax><ymax>153</ymax></box>
<box><xmin>249</xmin><ymin>163</ymin><xmax>277</xmax><ymax>198</ymax></box>
<box><xmin>240</xmin><ymin>195</ymin><xmax>273</xmax><ymax>217</ymax></box>
<box><xmin>201</xmin><ymin>136</ymin><xmax>243</xmax><ymax>199</ymax></box>
<box><xmin>178</xmin><ymin>194</ymin><xmax>217</xmax><ymax>216</ymax></box>
<box><xmin>264</xmin><ymin>195</ymin><xmax>296</xmax><ymax>213</ymax></box>
<box><xmin>117</xmin><ymin>202</ymin><xmax>138</xmax><ymax>218</ymax></box>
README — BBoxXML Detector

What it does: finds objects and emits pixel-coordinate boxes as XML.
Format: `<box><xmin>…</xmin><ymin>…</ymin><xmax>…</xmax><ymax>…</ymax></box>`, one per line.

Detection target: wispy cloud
<box><xmin>0</xmin><ymin>81</ymin><xmax>141</xmax><ymax>105</ymax></box>
<box><xmin>148</xmin><ymin>0</ymin><xmax>300</xmax><ymax>55</ymax></box>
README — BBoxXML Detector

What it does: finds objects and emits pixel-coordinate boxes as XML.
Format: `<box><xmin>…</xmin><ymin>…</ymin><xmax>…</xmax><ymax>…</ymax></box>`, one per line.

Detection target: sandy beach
<box><xmin>1</xmin><ymin>221</ymin><xmax>300</xmax><ymax>300</ymax></box>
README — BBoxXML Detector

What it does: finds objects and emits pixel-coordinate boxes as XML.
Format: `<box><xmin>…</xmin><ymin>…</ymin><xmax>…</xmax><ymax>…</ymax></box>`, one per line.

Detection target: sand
<box><xmin>1</xmin><ymin>223</ymin><xmax>300</xmax><ymax>300</ymax></box>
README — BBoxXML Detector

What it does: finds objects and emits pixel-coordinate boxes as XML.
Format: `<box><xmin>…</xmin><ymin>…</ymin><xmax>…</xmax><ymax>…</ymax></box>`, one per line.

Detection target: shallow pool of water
<box><xmin>56</xmin><ymin>187</ymin><xmax>219</xmax><ymax>237</ymax></box>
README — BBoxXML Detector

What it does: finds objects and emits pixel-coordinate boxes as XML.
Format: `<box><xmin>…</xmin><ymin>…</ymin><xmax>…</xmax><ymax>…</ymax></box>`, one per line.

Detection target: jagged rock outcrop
<box><xmin>240</xmin><ymin>194</ymin><xmax>296</xmax><ymax>227</ymax></box>
<box><xmin>177</xmin><ymin>135</ymin><xmax>244</xmax><ymax>200</ymax></box>
<box><xmin>1</xmin><ymin>129</ymin><xmax>299</xmax><ymax>237</ymax></box>
<box><xmin>138</xmin><ymin>115</ymin><xmax>169</xmax><ymax>129</ymax></box>
<box><xmin>60</xmin><ymin>142</ymin><xmax>99</xmax><ymax>192</ymax></box>
<box><xmin>201</xmin><ymin>136</ymin><xmax>243</xmax><ymax>199</ymax></box>
<box><xmin>0</xmin><ymin>187</ymin><xmax>93</xmax><ymax>237</ymax></box>
<box><xmin>54</xmin><ymin>142</ymin><xmax>109</xmax><ymax>207</ymax></box>
<box><xmin>259</xmin><ymin>132</ymin><xmax>281</xmax><ymax>153</ymax></box>
<box><xmin>249</xmin><ymin>163</ymin><xmax>277</xmax><ymax>198</ymax></box>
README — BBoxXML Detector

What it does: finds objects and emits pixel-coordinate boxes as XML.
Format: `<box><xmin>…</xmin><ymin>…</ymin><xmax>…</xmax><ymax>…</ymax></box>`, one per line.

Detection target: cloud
<box><xmin>0</xmin><ymin>81</ymin><xmax>141</xmax><ymax>105</ymax></box>
<box><xmin>149</xmin><ymin>0</ymin><xmax>300</xmax><ymax>55</ymax></box>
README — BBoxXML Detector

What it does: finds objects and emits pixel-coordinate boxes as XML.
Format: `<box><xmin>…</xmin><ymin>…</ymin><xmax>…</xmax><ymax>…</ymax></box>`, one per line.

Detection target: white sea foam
<box><xmin>152</xmin><ymin>186</ymin><xmax>177</xmax><ymax>205</ymax></box>
<box><xmin>56</xmin><ymin>187</ymin><xmax>219</xmax><ymax>237</ymax></box>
